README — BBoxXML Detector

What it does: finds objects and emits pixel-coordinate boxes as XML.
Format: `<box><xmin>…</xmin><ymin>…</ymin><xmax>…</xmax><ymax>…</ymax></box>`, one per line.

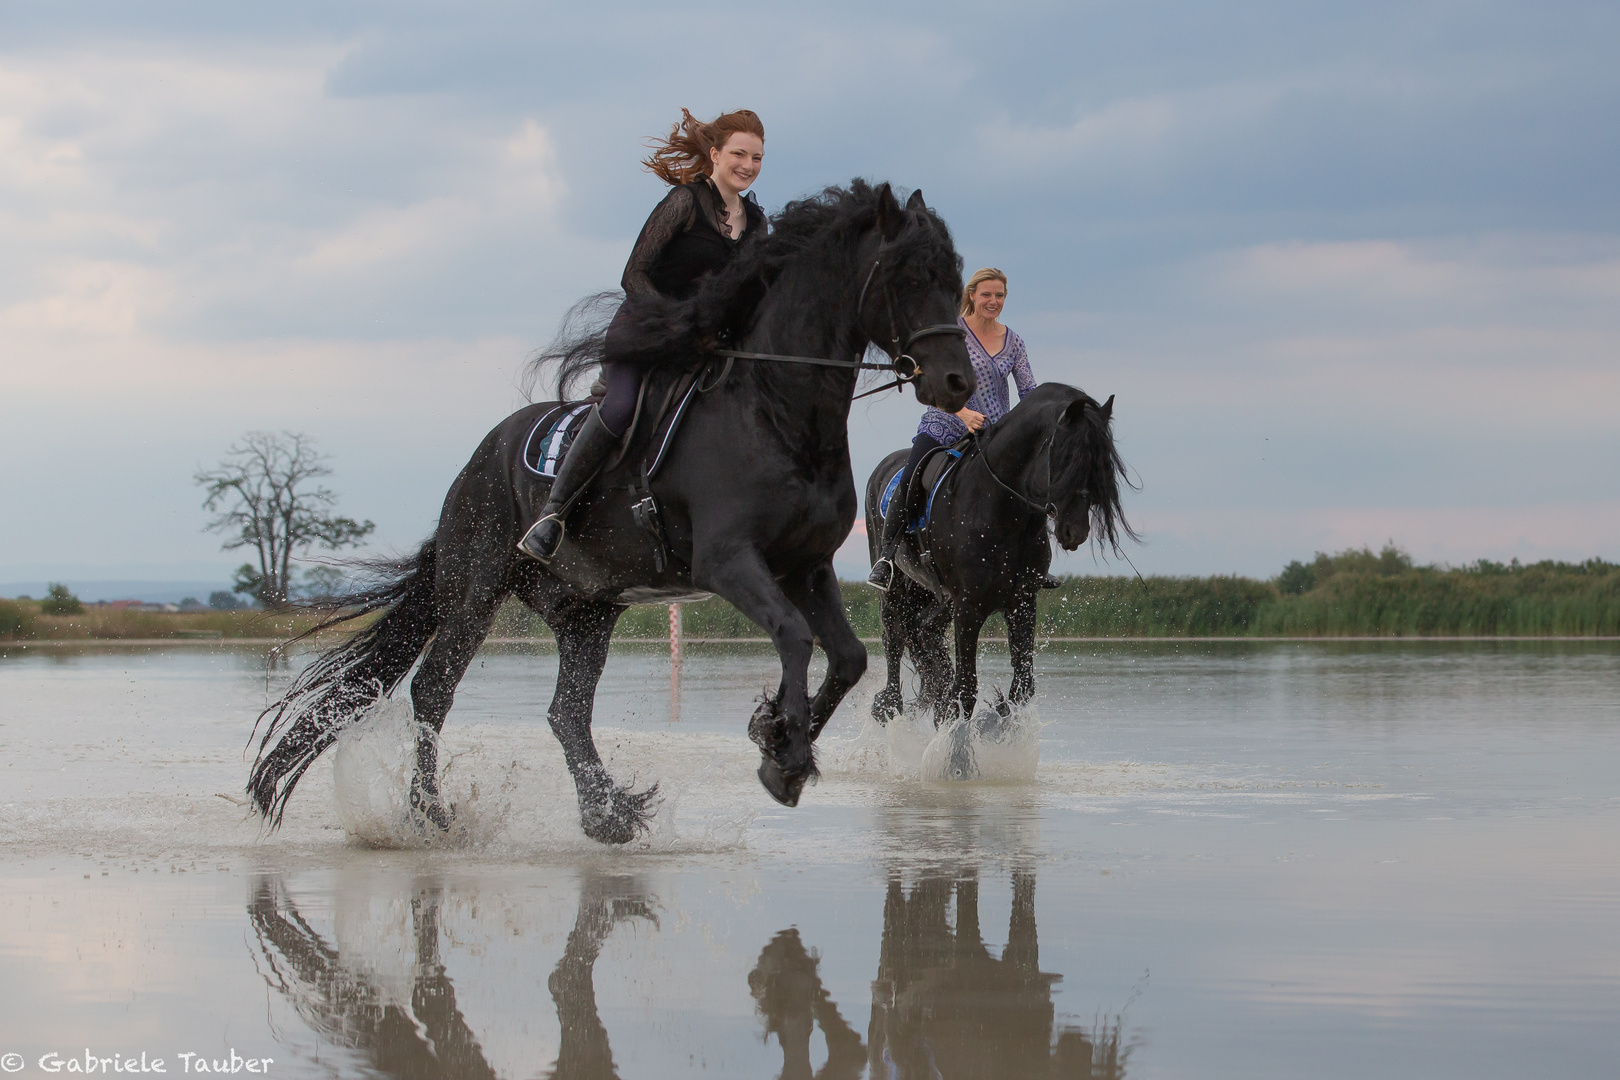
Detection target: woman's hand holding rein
<box><xmin>956</xmin><ymin>407</ymin><xmax>986</xmax><ymax>432</ymax></box>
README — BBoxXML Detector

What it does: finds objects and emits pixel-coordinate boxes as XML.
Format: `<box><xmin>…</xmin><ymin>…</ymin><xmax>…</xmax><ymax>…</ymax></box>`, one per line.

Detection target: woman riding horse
<box><xmin>869</xmin><ymin>268</ymin><xmax>1058</xmax><ymax>591</ymax></box>
<box><xmin>519</xmin><ymin>107</ymin><xmax>769</xmax><ymax>562</ymax></box>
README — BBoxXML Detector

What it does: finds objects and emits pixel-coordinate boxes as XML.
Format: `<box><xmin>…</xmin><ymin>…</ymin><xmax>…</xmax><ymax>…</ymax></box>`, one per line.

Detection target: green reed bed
<box><xmin>1252</xmin><ymin>562</ymin><xmax>1620</xmax><ymax>636</ymax></box>
<box><xmin>478</xmin><ymin>551</ymin><xmax>1619</xmax><ymax>642</ymax></box>
<box><xmin>1039</xmin><ymin>575</ymin><xmax>1274</xmax><ymax>637</ymax></box>
<box><xmin>8</xmin><ymin>549</ymin><xmax>1613</xmax><ymax>643</ymax></box>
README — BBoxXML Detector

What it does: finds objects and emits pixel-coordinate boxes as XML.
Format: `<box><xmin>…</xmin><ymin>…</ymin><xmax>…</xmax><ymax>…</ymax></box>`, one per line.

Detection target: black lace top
<box><xmin>621</xmin><ymin>178</ymin><xmax>766</xmax><ymax>302</ymax></box>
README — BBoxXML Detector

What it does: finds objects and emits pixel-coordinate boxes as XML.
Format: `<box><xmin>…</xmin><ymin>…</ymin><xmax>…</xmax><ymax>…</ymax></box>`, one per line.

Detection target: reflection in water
<box><xmin>249</xmin><ymin>874</ymin><xmax>652</xmax><ymax>1080</ymax></box>
<box><xmin>547</xmin><ymin>877</ymin><xmax>657</xmax><ymax>1080</ymax></box>
<box><xmin>248</xmin><ymin>877</ymin><xmax>499</xmax><ymax>1079</ymax></box>
<box><xmin>867</xmin><ymin>867</ymin><xmax>1129</xmax><ymax>1080</ymax></box>
<box><xmin>749</xmin><ymin>930</ymin><xmax>867</xmax><ymax>1079</ymax></box>
<box><xmin>248</xmin><ymin>863</ymin><xmax>1126</xmax><ymax>1079</ymax></box>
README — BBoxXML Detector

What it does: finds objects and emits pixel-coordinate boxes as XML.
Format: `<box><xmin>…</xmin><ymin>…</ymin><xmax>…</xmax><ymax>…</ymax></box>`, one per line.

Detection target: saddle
<box><xmin>878</xmin><ymin>437</ymin><xmax>972</xmax><ymax>532</ymax></box>
<box><xmin>520</xmin><ymin>365</ymin><xmax>709</xmax><ymax>571</ymax></box>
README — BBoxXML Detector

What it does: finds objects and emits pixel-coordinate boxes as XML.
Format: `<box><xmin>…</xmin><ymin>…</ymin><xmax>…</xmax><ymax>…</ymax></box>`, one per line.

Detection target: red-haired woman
<box><xmin>520</xmin><ymin>108</ymin><xmax>768</xmax><ymax>562</ymax></box>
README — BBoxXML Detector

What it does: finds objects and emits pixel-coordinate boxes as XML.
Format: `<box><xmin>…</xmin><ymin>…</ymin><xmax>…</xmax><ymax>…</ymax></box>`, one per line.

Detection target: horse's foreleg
<box><xmin>544</xmin><ymin>600</ymin><xmax>653</xmax><ymax>845</ymax></box>
<box><xmin>950</xmin><ymin>611</ymin><xmax>987</xmax><ymax>725</ymax></box>
<box><xmin>873</xmin><ymin>585</ymin><xmax>907</xmax><ymax>724</ymax></box>
<box><xmin>786</xmin><ymin>563</ymin><xmax>868</xmax><ymax>740</ymax></box>
<box><xmin>406</xmin><ymin>586</ymin><xmax>504</xmax><ymax>832</ymax></box>
<box><xmin>1007</xmin><ymin>594</ymin><xmax>1038</xmax><ymax>706</ymax></box>
<box><xmin>913</xmin><ymin>592</ymin><xmax>955</xmax><ymax>722</ymax></box>
<box><xmin>693</xmin><ymin>546</ymin><xmax>817</xmax><ymax>807</ymax></box>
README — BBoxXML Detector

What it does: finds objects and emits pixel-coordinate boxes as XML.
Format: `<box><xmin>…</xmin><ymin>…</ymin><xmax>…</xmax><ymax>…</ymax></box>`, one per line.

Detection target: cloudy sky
<box><xmin>2</xmin><ymin>0</ymin><xmax>1616</xmax><ymax>590</ymax></box>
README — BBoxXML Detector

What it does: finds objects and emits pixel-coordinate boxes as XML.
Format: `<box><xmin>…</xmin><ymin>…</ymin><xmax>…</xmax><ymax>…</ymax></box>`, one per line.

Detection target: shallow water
<box><xmin>1</xmin><ymin>639</ymin><xmax>1617</xmax><ymax>1078</ymax></box>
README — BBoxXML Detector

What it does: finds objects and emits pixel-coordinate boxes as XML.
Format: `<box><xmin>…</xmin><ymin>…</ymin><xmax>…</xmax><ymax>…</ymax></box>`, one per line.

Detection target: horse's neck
<box><xmin>985</xmin><ymin>406</ymin><xmax>1055</xmax><ymax>499</ymax></box>
<box><xmin>751</xmin><ymin>259</ymin><xmax>866</xmax><ymax>361</ymax></box>
<box><xmin>740</xmin><ymin>266</ymin><xmax>864</xmax><ymax>451</ymax></box>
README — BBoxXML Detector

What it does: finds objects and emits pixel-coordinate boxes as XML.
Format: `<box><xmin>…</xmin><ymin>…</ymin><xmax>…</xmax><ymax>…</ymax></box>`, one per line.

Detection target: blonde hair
<box><xmin>642</xmin><ymin>108</ymin><xmax>765</xmax><ymax>186</ymax></box>
<box><xmin>960</xmin><ymin>267</ymin><xmax>1008</xmax><ymax>317</ymax></box>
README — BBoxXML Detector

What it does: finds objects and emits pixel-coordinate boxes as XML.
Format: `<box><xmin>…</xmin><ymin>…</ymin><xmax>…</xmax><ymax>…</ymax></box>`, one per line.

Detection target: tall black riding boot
<box><xmin>867</xmin><ymin>487</ymin><xmax>910</xmax><ymax>591</ymax></box>
<box><xmin>517</xmin><ymin>408</ymin><xmax>622</xmax><ymax>563</ymax></box>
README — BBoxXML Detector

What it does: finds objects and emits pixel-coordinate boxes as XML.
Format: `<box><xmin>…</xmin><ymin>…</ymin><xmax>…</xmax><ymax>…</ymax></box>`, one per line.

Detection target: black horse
<box><xmin>248</xmin><ymin>181</ymin><xmax>975</xmax><ymax>843</ymax></box>
<box><xmin>864</xmin><ymin>384</ymin><xmax>1132</xmax><ymax>727</ymax></box>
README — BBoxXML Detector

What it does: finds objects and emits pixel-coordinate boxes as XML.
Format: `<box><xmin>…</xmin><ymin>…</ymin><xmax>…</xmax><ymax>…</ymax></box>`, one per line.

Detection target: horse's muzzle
<box><xmin>1057</xmin><ymin>521</ymin><xmax>1089</xmax><ymax>551</ymax></box>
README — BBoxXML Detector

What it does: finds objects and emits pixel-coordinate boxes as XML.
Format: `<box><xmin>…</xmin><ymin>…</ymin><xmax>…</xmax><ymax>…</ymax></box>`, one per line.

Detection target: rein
<box><xmin>972</xmin><ymin>429</ymin><xmax>1057</xmax><ymax>518</ymax></box>
<box><xmin>712</xmin><ymin>248</ymin><xmax>965</xmax><ymax>400</ymax></box>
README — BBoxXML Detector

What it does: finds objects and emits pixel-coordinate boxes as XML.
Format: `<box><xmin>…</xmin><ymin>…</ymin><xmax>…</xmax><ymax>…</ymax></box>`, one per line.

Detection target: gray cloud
<box><xmin>2</xmin><ymin>0</ymin><xmax>1617</xmax><ymax>579</ymax></box>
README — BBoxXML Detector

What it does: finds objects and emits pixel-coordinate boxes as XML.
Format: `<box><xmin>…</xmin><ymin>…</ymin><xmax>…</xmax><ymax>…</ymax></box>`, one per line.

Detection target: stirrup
<box><xmin>1040</xmin><ymin>573</ymin><xmax>1062</xmax><ymax>589</ymax></box>
<box><xmin>868</xmin><ymin>558</ymin><xmax>895</xmax><ymax>592</ymax></box>
<box><xmin>517</xmin><ymin>512</ymin><xmax>565</xmax><ymax>563</ymax></box>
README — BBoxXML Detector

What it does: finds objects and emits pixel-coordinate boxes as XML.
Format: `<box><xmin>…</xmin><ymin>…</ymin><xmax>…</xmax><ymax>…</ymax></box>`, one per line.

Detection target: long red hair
<box><xmin>642</xmin><ymin>108</ymin><xmax>765</xmax><ymax>186</ymax></box>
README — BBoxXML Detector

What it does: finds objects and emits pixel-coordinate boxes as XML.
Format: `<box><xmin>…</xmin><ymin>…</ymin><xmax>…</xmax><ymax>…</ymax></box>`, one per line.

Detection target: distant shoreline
<box><xmin>5</xmin><ymin>560</ymin><xmax>1617</xmax><ymax>643</ymax></box>
<box><xmin>6</xmin><ymin>635</ymin><xmax>1616</xmax><ymax>648</ymax></box>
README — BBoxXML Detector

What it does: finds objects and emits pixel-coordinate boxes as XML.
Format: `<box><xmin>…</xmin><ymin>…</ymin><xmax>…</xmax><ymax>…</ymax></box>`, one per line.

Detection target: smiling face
<box><xmin>708</xmin><ymin>132</ymin><xmax>764</xmax><ymax>197</ymax></box>
<box><xmin>969</xmin><ymin>278</ymin><xmax>1006</xmax><ymax>320</ymax></box>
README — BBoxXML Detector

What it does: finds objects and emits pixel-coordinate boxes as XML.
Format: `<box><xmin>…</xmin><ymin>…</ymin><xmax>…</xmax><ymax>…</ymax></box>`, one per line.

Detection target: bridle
<box><xmin>713</xmin><ymin>246</ymin><xmax>966</xmax><ymax>400</ymax></box>
<box><xmin>970</xmin><ymin>424</ymin><xmax>1101</xmax><ymax>524</ymax></box>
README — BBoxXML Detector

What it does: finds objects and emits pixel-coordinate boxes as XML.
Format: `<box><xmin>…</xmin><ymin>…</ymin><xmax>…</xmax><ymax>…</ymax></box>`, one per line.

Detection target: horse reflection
<box><xmin>546</xmin><ymin>877</ymin><xmax>656</xmax><ymax>1080</ymax></box>
<box><xmin>748</xmin><ymin>929</ymin><xmax>866</xmax><ymax>1080</ymax></box>
<box><xmin>868</xmin><ymin>868</ymin><xmax>1127</xmax><ymax>1079</ymax></box>
<box><xmin>248</xmin><ymin>874</ymin><xmax>651</xmax><ymax>1080</ymax></box>
<box><xmin>247</xmin><ymin>877</ymin><xmax>497</xmax><ymax>1079</ymax></box>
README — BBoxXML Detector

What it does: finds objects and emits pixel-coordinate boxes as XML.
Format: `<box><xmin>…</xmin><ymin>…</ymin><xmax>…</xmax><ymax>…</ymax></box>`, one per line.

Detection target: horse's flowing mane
<box><xmin>1073</xmin><ymin>393</ymin><xmax>1140</xmax><ymax>555</ymax></box>
<box><xmin>989</xmin><ymin>383</ymin><xmax>1139</xmax><ymax>556</ymax></box>
<box><xmin>527</xmin><ymin>179</ymin><xmax>962</xmax><ymax>401</ymax></box>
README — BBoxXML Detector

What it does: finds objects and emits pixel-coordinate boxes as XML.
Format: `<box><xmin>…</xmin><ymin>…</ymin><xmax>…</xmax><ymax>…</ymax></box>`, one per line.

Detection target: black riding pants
<box><xmin>598</xmin><ymin>307</ymin><xmax>645</xmax><ymax>436</ymax></box>
<box><xmin>598</xmin><ymin>360</ymin><xmax>641</xmax><ymax>437</ymax></box>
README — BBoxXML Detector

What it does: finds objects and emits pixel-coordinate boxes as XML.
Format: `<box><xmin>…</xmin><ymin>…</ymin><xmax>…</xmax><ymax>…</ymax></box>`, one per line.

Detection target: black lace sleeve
<box><xmin>737</xmin><ymin>191</ymin><xmax>768</xmax><ymax>243</ymax></box>
<box><xmin>621</xmin><ymin>186</ymin><xmax>696</xmax><ymax>301</ymax></box>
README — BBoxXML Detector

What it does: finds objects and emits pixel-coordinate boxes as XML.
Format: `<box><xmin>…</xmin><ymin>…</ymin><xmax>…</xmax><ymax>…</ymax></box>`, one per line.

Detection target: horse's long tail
<box><xmin>247</xmin><ymin>540</ymin><xmax>439</xmax><ymax>827</ymax></box>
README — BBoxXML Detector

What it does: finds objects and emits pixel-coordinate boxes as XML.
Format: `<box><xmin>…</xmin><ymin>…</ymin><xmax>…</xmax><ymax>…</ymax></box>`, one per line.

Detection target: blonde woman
<box><xmin>520</xmin><ymin>108</ymin><xmax>768</xmax><ymax>563</ymax></box>
<box><xmin>870</xmin><ymin>268</ymin><xmax>1049</xmax><ymax>590</ymax></box>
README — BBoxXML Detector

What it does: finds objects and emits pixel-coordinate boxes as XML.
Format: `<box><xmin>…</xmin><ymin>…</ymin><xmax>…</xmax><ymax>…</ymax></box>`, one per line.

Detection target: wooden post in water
<box><xmin>669</xmin><ymin>603</ymin><xmax>683</xmax><ymax>723</ymax></box>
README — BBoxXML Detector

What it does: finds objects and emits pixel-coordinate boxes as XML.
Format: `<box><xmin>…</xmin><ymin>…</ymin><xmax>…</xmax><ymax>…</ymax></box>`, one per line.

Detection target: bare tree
<box><xmin>195</xmin><ymin>432</ymin><xmax>375</xmax><ymax>608</ymax></box>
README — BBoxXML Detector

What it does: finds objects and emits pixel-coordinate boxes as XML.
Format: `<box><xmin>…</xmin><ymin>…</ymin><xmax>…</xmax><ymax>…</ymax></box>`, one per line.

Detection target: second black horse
<box><xmin>864</xmin><ymin>384</ymin><xmax>1133</xmax><ymax>726</ymax></box>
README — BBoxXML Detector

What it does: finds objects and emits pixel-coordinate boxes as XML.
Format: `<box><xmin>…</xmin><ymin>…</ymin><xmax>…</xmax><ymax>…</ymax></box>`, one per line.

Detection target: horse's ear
<box><xmin>876</xmin><ymin>182</ymin><xmax>904</xmax><ymax>241</ymax></box>
<box><xmin>905</xmin><ymin>189</ymin><xmax>927</xmax><ymax>212</ymax></box>
<box><xmin>1101</xmin><ymin>394</ymin><xmax>1115</xmax><ymax>421</ymax></box>
<box><xmin>1060</xmin><ymin>398</ymin><xmax>1089</xmax><ymax>426</ymax></box>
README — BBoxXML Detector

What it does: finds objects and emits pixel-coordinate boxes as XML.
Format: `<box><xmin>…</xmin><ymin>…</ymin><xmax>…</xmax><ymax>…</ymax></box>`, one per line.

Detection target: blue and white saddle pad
<box><xmin>522</xmin><ymin>404</ymin><xmax>593</xmax><ymax>478</ymax></box>
<box><xmin>878</xmin><ymin>448</ymin><xmax>963</xmax><ymax>531</ymax></box>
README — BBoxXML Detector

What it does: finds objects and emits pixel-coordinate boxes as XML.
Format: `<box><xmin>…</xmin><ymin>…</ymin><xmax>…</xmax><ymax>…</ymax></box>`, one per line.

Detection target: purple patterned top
<box><xmin>916</xmin><ymin>317</ymin><xmax>1036</xmax><ymax>443</ymax></box>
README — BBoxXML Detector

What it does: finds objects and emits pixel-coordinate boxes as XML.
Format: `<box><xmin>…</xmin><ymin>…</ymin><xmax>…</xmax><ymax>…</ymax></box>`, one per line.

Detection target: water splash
<box><xmin>329</xmin><ymin>697</ymin><xmax>758</xmax><ymax>855</ymax></box>
<box><xmin>824</xmin><ymin>693</ymin><xmax>1044</xmax><ymax>784</ymax></box>
<box><xmin>331</xmin><ymin>699</ymin><xmax>453</xmax><ymax>849</ymax></box>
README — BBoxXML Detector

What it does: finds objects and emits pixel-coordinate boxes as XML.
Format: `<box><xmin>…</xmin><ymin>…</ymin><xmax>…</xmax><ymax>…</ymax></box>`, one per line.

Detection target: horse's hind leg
<box><xmin>540</xmin><ymin>598</ymin><xmax>654</xmax><ymax>845</ymax></box>
<box><xmin>407</xmin><ymin>582</ymin><xmax>505</xmax><ymax>831</ymax></box>
<box><xmin>785</xmin><ymin>563</ymin><xmax>868</xmax><ymax>740</ymax></box>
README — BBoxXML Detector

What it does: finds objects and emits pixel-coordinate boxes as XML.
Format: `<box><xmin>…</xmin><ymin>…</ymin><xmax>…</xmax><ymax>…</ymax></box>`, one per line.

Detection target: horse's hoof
<box><xmin>408</xmin><ymin>777</ymin><xmax>454</xmax><ymax>833</ymax></box>
<box><xmin>582</xmin><ymin>810</ymin><xmax>638</xmax><ymax>845</ymax></box>
<box><xmin>757</xmin><ymin>754</ymin><xmax>815</xmax><ymax>807</ymax></box>
<box><xmin>580</xmin><ymin>783</ymin><xmax>658</xmax><ymax>845</ymax></box>
<box><xmin>871</xmin><ymin>687</ymin><xmax>903</xmax><ymax>725</ymax></box>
